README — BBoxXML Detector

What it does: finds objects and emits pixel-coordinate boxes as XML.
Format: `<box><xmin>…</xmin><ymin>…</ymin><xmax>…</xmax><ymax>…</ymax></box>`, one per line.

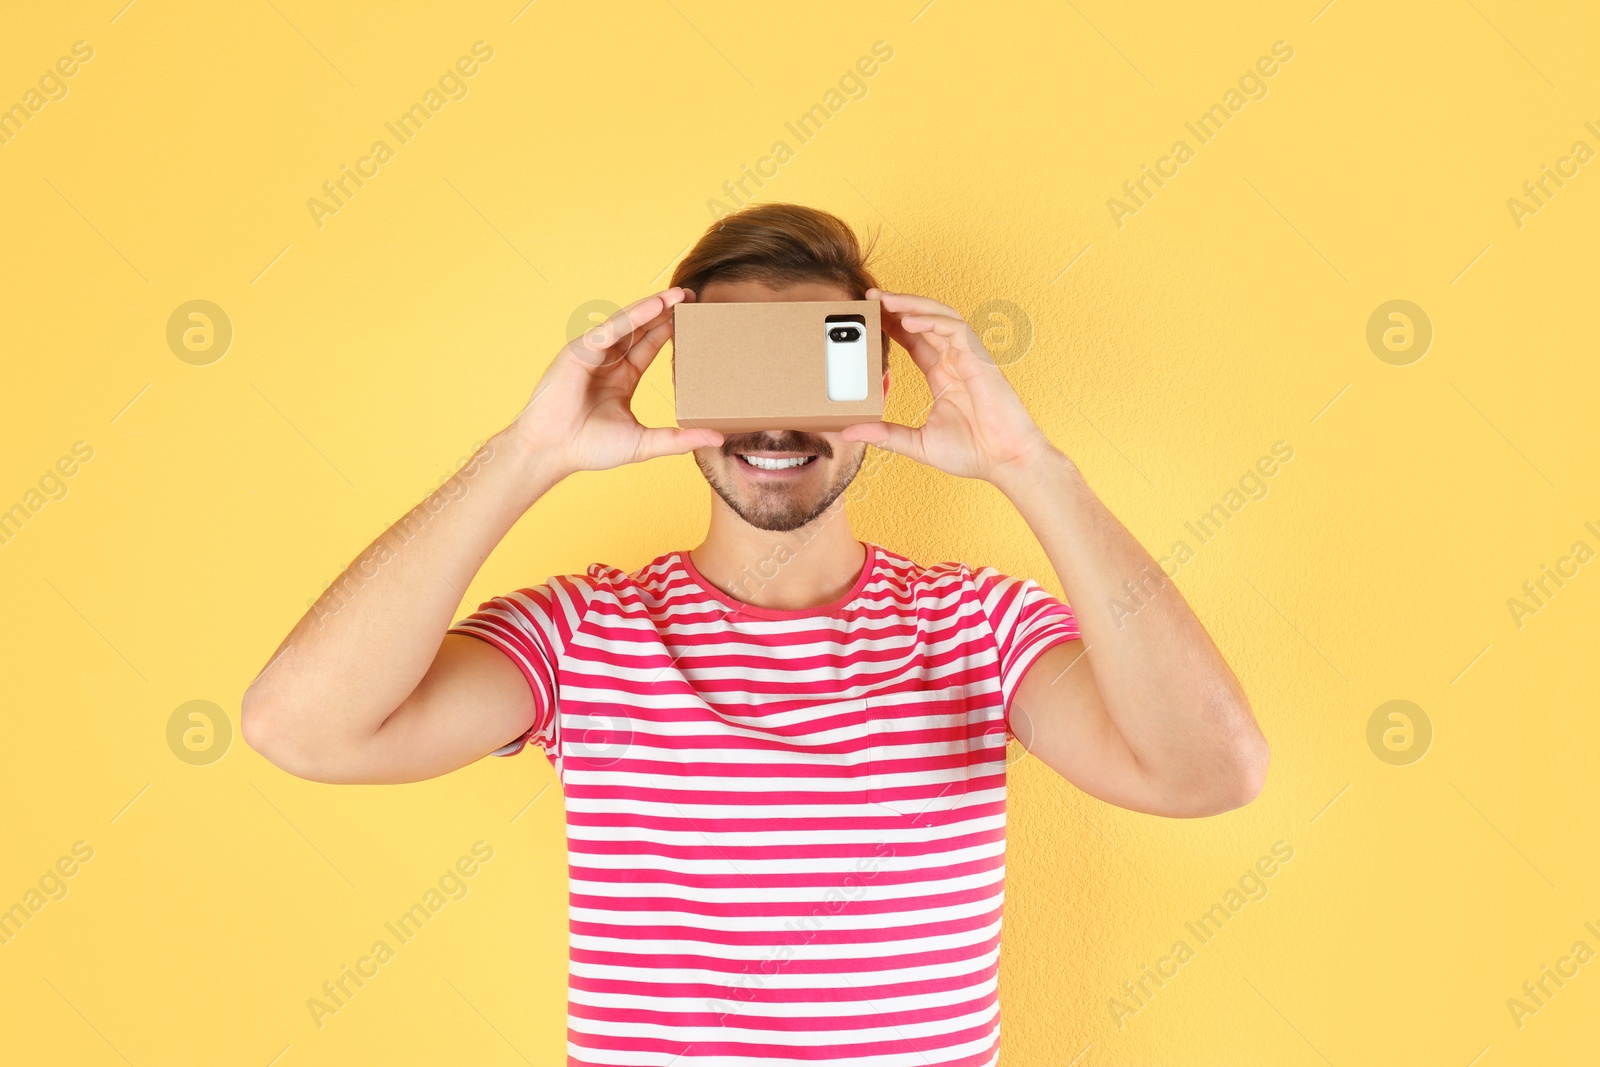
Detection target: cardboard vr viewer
<box><xmin>672</xmin><ymin>300</ymin><xmax>885</xmax><ymax>433</ymax></box>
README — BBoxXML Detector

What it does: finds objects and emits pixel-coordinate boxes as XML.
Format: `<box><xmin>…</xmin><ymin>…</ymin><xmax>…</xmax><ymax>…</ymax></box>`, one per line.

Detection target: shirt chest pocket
<box><xmin>866</xmin><ymin>691</ymin><xmax>1001</xmax><ymax>816</ymax></box>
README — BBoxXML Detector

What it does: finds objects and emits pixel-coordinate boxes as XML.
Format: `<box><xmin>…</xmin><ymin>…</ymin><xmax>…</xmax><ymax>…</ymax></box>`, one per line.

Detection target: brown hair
<box><xmin>670</xmin><ymin>203</ymin><xmax>883</xmax><ymax>299</ymax></box>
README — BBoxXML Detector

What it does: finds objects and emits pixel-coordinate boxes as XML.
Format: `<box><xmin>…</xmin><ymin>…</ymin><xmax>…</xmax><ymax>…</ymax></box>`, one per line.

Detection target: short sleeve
<box><xmin>446</xmin><ymin>572</ymin><xmax>596</xmax><ymax>759</ymax></box>
<box><xmin>971</xmin><ymin>565</ymin><xmax>1082</xmax><ymax>713</ymax></box>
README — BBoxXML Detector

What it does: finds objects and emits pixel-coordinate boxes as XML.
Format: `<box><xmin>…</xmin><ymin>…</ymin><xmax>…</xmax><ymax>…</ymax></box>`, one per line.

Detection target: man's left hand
<box><xmin>841</xmin><ymin>288</ymin><xmax>1057</xmax><ymax>485</ymax></box>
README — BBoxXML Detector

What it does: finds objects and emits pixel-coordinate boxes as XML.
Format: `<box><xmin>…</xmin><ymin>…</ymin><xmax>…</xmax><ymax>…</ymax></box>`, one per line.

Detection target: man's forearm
<box><xmin>993</xmin><ymin>442</ymin><xmax>1264</xmax><ymax>790</ymax></box>
<box><xmin>242</xmin><ymin>422</ymin><xmax>563</xmax><ymax>745</ymax></box>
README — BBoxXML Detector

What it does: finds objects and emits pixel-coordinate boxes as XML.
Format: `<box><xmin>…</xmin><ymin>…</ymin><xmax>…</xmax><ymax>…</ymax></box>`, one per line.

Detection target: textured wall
<box><xmin>1</xmin><ymin>1</ymin><xmax>1596</xmax><ymax>1064</ymax></box>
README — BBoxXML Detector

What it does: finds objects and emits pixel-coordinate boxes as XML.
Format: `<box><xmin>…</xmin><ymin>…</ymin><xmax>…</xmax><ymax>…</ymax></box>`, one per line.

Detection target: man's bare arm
<box><xmin>997</xmin><ymin>453</ymin><xmax>1267</xmax><ymax>818</ymax></box>
<box><xmin>239</xmin><ymin>431</ymin><xmax>561</xmax><ymax>784</ymax></box>
<box><xmin>240</xmin><ymin>287</ymin><xmax>722</xmax><ymax>785</ymax></box>
<box><xmin>842</xmin><ymin>287</ymin><xmax>1268</xmax><ymax>817</ymax></box>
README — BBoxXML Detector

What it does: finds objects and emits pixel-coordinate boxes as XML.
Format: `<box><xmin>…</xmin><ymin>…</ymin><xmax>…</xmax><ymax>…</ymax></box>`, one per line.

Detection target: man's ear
<box><xmin>880</xmin><ymin>332</ymin><xmax>891</xmax><ymax>396</ymax></box>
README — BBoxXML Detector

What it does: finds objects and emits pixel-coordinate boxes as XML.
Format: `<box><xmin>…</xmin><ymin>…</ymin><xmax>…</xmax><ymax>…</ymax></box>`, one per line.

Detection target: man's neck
<box><xmin>690</xmin><ymin>495</ymin><xmax>867</xmax><ymax>612</ymax></box>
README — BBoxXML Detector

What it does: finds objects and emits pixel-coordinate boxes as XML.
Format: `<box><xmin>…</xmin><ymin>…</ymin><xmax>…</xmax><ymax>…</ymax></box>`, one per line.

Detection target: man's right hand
<box><xmin>512</xmin><ymin>286</ymin><xmax>724</xmax><ymax>476</ymax></box>
<box><xmin>242</xmin><ymin>286</ymin><xmax>724</xmax><ymax>784</ymax></box>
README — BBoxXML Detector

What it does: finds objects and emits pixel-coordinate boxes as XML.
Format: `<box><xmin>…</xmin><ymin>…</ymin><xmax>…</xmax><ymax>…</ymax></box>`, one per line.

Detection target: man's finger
<box><xmin>575</xmin><ymin>288</ymin><xmax>689</xmax><ymax>364</ymax></box>
<box><xmin>899</xmin><ymin>312</ymin><xmax>972</xmax><ymax>342</ymax></box>
<box><xmin>877</xmin><ymin>308</ymin><xmax>924</xmax><ymax>347</ymax></box>
<box><xmin>868</xmin><ymin>287</ymin><xmax>962</xmax><ymax>320</ymax></box>
<box><xmin>623</xmin><ymin>315</ymin><xmax>676</xmax><ymax>374</ymax></box>
<box><xmin>898</xmin><ymin>313</ymin><xmax>996</xmax><ymax>372</ymax></box>
<box><xmin>841</xmin><ymin>419</ymin><xmax>923</xmax><ymax>462</ymax></box>
<box><xmin>878</xmin><ymin>311</ymin><xmax>944</xmax><ymax>372</ymax></box>
<box><xmin>635</xmin><ymin>424</ymin><xmax>723</xmax><ymax>463</ymax></box>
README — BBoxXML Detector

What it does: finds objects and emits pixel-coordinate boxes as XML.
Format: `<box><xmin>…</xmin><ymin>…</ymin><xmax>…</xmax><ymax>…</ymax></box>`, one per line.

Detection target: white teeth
<box><xmin>740</xmin><ymin>455</ymin><xmax>815</xmax><ymax>470</ymax></box>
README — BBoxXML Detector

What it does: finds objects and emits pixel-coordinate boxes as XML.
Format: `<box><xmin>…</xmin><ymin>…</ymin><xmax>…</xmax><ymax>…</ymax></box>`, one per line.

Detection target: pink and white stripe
<box><xmin>449</xmin><ymin>541</ymin><xmax>1080</xmax><ymax>1066</ymax></box>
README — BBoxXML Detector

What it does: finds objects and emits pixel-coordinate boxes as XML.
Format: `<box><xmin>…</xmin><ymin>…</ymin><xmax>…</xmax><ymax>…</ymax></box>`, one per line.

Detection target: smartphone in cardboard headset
<box><xmin>672</xmin><ymin>300</ymin><xmax>885</xmax><ymax>433</ymax></box>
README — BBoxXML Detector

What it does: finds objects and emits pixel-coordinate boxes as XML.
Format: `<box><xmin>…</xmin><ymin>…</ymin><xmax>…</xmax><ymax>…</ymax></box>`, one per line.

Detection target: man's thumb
<box><xmin>843</xmin><ymin>420</ymin><xmax>920</xmax><ymax>459</ymax></box>
<box><xmin>637</xmin><ymin>425</ymin><xmax>723</xmax><ymax>462</ymax></box>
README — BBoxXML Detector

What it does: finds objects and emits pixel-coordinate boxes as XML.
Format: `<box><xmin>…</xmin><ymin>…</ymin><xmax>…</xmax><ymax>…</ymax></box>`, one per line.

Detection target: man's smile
<box><xmin>735</xmin><ymin>452</ymin><xmax>819</xmax><ymax>474</ymax></box>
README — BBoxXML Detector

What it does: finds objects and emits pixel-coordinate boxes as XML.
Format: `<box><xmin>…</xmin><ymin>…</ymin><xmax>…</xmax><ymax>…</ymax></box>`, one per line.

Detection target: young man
<box><xmin>243</xmin><ymin>203</ymin><xmax>1268</xmax><ymax>1066</ymax></box>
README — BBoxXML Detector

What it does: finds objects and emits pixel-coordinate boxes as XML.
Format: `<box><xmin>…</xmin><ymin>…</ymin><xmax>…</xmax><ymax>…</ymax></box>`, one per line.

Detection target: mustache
<box><xmin>723</xmin><ymin>432</ymin><xmax>831</xmax><ymax>458</ymax></box>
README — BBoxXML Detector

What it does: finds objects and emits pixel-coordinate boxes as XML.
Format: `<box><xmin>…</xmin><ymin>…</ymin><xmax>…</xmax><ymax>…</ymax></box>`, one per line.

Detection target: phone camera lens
<box><xmin>830</xmin><ymin>326</ymin><xmax>862</xmax><ymax>342</ymax></box>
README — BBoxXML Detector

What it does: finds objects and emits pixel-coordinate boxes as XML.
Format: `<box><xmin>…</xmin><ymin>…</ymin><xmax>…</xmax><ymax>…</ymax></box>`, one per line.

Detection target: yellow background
<box><xmin>3</xmin><ymin>1</ymin><xmax>1597</xmax><ymax>1063</ymax></box>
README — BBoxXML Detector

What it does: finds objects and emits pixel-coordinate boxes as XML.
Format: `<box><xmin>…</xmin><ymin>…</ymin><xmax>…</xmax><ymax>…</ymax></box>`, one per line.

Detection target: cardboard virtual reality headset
<box><xmin>672</xmin><ymin>300</ymin><xmax>885</xmax><ymax>433</ymax></box>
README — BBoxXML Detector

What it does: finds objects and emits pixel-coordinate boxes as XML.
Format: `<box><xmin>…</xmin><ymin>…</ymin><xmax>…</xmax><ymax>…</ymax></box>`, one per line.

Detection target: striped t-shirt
<box><xmin>447</xmin><ymin>540</ymin><xmax>1081</xmax><ymax>1067</ymax></box>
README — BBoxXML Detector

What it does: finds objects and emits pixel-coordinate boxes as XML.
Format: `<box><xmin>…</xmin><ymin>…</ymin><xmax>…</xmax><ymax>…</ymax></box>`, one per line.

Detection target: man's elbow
<box><xmin>1212</xmin><ymin>718</ymin><xmax>1271</xmax><ymax>813</ymax></box>
<box><xmin>1168</xmin><ymin>696</ymin><xmax>1270</xmax><ymax>817</ymax></box>
<box><xmin>241</xmin><ymin>691</ymin><xmax>292</xmax><ymax>767</ymax></box>
<box><xmin>241</xmin><ymin>691</ymin><xmax>328</xmax><ymax>781</ymax></box>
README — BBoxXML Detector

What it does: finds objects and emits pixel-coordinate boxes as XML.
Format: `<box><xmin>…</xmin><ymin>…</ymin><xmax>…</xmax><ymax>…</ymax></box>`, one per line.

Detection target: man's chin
<box><xmin>712</xmin><ymin>483</ymin><xmax>829</xmax><ymax>533</ymax></box>
<box><xmin>693</xmin><ymin>444</ymin><xmax>866</xmax><ymax>534</ymax></box>
<box><xmin>732</xmin><ymin>505</ymin><xmax>819</xmax><ymax>533</ymax></box>
<box><xmin>692</xmin><ymin>459</ymin><xmax>828</xmax><ymax>532</ymax></box>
